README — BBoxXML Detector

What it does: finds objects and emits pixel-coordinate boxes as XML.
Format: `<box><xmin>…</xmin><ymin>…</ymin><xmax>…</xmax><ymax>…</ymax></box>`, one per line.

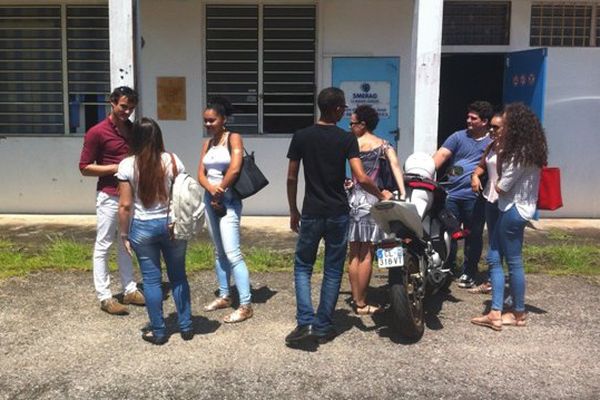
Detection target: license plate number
<box><xmin>376</xmin><ymin>246</ymin><xmax>404</xmax><ymax>268</ymax></box>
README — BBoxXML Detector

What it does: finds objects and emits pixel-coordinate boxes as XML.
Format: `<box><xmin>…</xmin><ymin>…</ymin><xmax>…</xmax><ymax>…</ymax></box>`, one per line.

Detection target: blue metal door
<box><xmin>332</xmin><ymin>57</ymin><xmax>400</xmax><ymax>146</ymax></box>
<box><xmin>503</xmin><ymin>48</ymin><xmax>547</xmax><ymax>121</ymax></box>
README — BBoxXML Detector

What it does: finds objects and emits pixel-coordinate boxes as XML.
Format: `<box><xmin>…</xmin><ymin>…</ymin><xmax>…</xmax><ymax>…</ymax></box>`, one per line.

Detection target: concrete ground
<box><xmin>1</xmin><ymin>271</ymin><xmax>599</xmax><ymax>399</ymax></box>
<box><xmin>0</xmin><ymin>215</ymin><xmax>599</xmax><ymax>399</ymax></box>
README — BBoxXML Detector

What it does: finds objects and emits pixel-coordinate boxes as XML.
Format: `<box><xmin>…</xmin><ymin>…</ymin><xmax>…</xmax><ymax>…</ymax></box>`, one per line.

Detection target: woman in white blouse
<box><xmin>471</xmin><ymin>103</ymin><xmax>547</xmax><ymax>331</ymax></box>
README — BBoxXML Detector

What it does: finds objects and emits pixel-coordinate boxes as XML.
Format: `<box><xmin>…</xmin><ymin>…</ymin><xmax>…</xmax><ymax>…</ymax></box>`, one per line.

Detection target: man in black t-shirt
<box><xmin>285</xmin><ymin>87</ymin><xmax>392</xmax><ymax>346</ymax></box>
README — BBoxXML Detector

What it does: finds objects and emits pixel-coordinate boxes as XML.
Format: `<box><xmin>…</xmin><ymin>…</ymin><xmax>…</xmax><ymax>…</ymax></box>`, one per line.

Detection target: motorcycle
<box><xmin>370</xmin><ymin>153</ymin><xmax>465</xmax><ymax>340</ymax></box>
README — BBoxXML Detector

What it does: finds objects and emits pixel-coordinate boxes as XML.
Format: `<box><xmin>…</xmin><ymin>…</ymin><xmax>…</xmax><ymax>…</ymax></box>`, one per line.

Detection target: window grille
<box><xmin>206</xmin><ymin>5</ymin><xmax>259</xmax><ymax>134</ymax></box>
<box><xmin>0</xmin><ymin>6</ymin><xmax>64</xmax><ymax>135</ymax></box>
<box><xmin>442</xmin><ymin>1</ymin><xmax>511</xmax><ymax>46</ymax></box>
<box><xmin>0</xmin><ymin>5</ymin><xmax>110</xmax><ymax>136</ymax></box>
<box><xmin>530</xmin><ymin>3</ymin><xmax>595</xmax><ymax>47</ymax></box>
<box><xmin>67</xmin><ymin>5</ymin><xmax>110</xmax><ymax>133</ymax></box>
<box><xmin>205</xmin><ymin>4</ymin><xmax>316</xmax><ymax>135</ymax></box>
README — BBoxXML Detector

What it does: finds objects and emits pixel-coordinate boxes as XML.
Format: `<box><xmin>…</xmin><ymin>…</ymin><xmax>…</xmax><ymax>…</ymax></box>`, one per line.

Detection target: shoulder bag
<box><xmin>227</xmin><ymin>133</ymin><xmax>269</xmax><ymax>199</ymax></box>
<box><xmin>375</xmin><ymin>142</ymin><xmax>398</xmax><ymax>192</ymax></box>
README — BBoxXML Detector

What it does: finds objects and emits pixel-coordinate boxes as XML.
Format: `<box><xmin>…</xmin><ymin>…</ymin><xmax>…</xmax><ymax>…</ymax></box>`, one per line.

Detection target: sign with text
<box><xmin>340</xmin><ymin>81</ymin><xmax>391</xmax><ymax>119</ymax></box>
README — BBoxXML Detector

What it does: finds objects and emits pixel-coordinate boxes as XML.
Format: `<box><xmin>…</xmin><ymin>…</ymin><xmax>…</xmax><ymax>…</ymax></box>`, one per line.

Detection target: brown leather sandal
<box><xmin>223</xmin><ymin>305</ymin><xmax>253</xmax><ymax>323</ymax></box>
<box><xmin>471</xmin><ymin>314</ymin><xmax>502</xmax><ymax>331</ymax></box>
<box><xmin>203</xmin><ymin>297</ymin><xmax>231</xmax><ymax>312</ymax></box>
<box><xmin>501</xmin><ymin>311</ymin><xmax>527</xmax><ymax>327</ymax></box>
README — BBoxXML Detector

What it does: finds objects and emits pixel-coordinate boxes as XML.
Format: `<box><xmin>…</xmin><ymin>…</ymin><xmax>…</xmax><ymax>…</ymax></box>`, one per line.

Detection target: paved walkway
<box><xmin>1</xmin><ymin>214</ymin><xmax>599</xmax><ymax>232</ymax></box>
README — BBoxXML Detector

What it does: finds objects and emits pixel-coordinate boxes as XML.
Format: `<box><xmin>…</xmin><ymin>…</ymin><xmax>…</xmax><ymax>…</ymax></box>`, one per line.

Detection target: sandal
<box><xmin>223</xmin><ymin>305</ymin><xmax>253</xmax><ymax>323</ymax></box>
<box><xmin>468</xmin><ymin>282</ymin><xmax>492</xmax><ymax>295</ymax></box>
<box><xmin>471</xmin><ymin>314</ymin><xmax>502</xmax><ymax>331</ymax></box>
<box><xmin>354</xmin><ymin>303</ymin><xmax>383</xmax><ymax>316</ymax></box>
<box><xmin>203</xmin><ymin>296</ymin><xmax>232</xmax><ymax>312</ymax></box>
<box><xmin>501</xmin><ymin>311</ymin><xmax>527</xmax><ymax>327</ymax></box>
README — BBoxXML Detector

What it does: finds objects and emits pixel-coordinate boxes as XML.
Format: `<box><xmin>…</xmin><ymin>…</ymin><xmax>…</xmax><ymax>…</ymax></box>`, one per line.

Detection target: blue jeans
<box><xmin>487</xmin><ymin>205</ymin><xmax>527</xmax><ymax>312</ymax></box>
<box><xmin>204</xmin><ymin>190</ymin><xmax>251</xmax><ymax>305</ymax></box>
<box><xmin>129</xmin><ymin>217</ymin><xmax>191</xmax><ymax>338</ymax></box>
<box><xmin>294</xmin><ymin>214</ymin><xmax>349</xmax><ymax>334</ymax></box>
<box><xmin>483</xmin><ymin>201</ymin><xmax>501</xmax><ymax>280</ymax></box>
<box><xmin>445</xmin><ymin>196</ymin><xmax>486</xmax><ymax>279</ymax></box>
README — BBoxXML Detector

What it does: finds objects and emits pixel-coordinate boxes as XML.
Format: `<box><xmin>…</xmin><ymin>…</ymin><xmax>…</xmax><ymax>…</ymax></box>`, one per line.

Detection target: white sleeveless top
<box><xmin>203</xmin><ymin>134</ymin><xmax>231</xmax><ymax>185</ymax></box>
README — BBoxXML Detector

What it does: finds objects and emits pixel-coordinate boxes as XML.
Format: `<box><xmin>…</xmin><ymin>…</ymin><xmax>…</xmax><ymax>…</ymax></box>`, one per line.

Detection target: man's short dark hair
<box><xmin>354</xmin><ymin>105</ymin><xmax>379</xmax><ymax>131</ymax></box>
<box><xmin>317</xmin><ymin>87</ymin><xmax>345</xmax><ymax>115</ymax></box>
<box><xmin>109</xmin><ymin>86</ymin><xmax>139</xmax><ymax>104</ymax></box>
<box><xmin>467</xmin><ymin>101</ymin><xmax>494</xmax><ymax>123</ymax></box>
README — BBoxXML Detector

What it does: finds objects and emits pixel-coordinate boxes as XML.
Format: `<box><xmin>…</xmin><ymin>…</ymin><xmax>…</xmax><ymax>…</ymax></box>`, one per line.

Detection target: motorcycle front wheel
<box><xmin>388</xmin><ymin>253</ymin><xmax>425</xmax><ymax>340</ymax></box>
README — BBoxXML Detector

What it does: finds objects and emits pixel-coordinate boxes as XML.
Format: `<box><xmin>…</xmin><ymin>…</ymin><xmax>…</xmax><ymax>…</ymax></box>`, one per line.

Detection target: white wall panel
<box><xmin>543</xmin><ymin>48</ymin><xmax>600</xmax><ymax>218</ymax></box>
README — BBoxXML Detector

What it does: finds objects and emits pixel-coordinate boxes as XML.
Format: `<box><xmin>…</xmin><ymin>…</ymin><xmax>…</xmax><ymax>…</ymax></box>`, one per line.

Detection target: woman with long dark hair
<box><xmin>471</xmin><ymin>103</ymin><xmax>547</xmax><ymax>330</ymax></box>
<box><xmin>197</xmin><ymin>97</ymin><xmax>252</xmax><ymax>323</ymax></box>
<box><xmin>118</xmin><ymin>117</ymin><xmax>192</xmax><ymax>344</ymax></box>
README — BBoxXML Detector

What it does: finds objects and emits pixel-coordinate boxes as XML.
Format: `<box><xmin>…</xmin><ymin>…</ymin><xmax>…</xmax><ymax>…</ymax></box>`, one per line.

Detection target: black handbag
<box><xmin>376</xmin><ymin>153</ymin><xmax>398</xmax><ymax>192</ymax></box>
<box><xmin>232</xmin><ymin>148</ymin><xmax>269</xmax><ymax>199</ymax></box>
<box><xmin>226</xmin><ymin>134</ymin><xmax>269</xmax><ymax>199</ymax></box>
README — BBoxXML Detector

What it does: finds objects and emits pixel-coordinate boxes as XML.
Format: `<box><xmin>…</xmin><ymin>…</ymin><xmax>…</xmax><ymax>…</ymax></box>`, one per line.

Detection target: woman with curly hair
<box><xmin>197</xmin><ymin>97</ymin><xmax>253</xmax><ymax>323</ymax></box>
<box><xmin>471</xmin><ymin>103</ymin><xmax>547</xmax><ymax>330</ymax></box>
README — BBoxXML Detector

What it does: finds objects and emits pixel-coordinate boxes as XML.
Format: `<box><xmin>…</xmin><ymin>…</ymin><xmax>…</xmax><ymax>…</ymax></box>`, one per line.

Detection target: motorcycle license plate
<box><xmin>376</xmin><ymin>246</ymin><xmax>404</xmax><ymax>268</ymax></box>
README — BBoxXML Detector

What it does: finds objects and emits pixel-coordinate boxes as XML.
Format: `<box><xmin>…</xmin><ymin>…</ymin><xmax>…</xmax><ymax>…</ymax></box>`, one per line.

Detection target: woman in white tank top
<box><xmin>197</xmin><ymin>97</ymin><xmax>253</xmax><ymax>323</ymax></box>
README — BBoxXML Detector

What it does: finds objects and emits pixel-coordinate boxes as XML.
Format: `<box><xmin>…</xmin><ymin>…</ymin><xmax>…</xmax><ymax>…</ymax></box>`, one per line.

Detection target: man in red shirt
<box><xmin>79</xmin><ymin>86</ymin><xmax>145</xmax><ymax>315</ymax></box>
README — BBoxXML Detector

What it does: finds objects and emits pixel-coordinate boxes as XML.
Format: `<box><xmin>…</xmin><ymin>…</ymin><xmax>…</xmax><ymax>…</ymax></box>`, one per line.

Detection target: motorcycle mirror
<box><xmin>447</xmin><ymin>166</ymin><xmax>464</xmax><ymax>176</ymax></box>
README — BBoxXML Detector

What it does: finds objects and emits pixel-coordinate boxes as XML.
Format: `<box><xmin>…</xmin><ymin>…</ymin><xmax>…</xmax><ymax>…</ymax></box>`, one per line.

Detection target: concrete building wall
<box><xmin>1</xmin><ymin>0</ymin><xmax>599</xmax><ymax>217</ymax></box>
<box><xmin>135</xmin><ymin>0</ymin><xmax>413</xmax><ymax>215</ymax></box>
<box><xmin>544</xmin><ymin>49</ymin><xmax>600</xmax><ymax>218</ymax></box>
<box><xmin>441</xmin><ymin>1</ymin><xmax>600</xmax><ymax>217</ymax></box>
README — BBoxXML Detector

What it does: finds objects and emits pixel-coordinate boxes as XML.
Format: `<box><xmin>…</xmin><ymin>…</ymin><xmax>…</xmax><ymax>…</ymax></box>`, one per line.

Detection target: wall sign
<box><xmin>157</xmin><ymin>77</ymin><xmax>186</xmax><ymax>120</ymax></box>
<box><xmin>340</xmin><ymin>80</ymin><xmax>391</xmax><ymax>119</ymax></box>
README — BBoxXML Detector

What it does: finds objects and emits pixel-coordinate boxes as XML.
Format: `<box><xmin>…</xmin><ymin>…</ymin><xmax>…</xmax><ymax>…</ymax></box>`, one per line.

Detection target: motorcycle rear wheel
<box><xmin>388</xmin><ymin>254</ymin><xmax>425</xmax><ymax>340</ymax></box>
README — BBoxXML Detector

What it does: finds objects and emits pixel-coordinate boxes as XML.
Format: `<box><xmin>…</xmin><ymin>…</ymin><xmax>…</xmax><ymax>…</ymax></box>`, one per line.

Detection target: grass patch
<box><xmin>0</xmin><ymin>236</ymin><xmax>596</xmax><ymax>280</ymax></box>
<box><xmin>42</xmin><ymin>238</ymin><xmax>91</xmax><ymax>271</ymax></box>
<box><xmin>0</xmin><ymin>239</ymin><xmax>33</xmax><ymax>279</ymax></box>
<box><xmin>545</xmin><ymin>228</ymin><xmax>574</xmax><ymax>242</ymax></box>
<box><xmin>186</xmin><ymin>242</ymin><xmax>320</xmax><ymax>273</ymax></box>
<box><xmin>523</xmin><ymin>244</ymin><xmax>600</xmax><ymax>276</ymax></box>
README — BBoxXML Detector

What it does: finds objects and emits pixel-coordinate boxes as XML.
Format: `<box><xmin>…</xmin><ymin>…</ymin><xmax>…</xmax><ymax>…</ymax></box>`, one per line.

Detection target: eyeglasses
<box><xmin>349</xmin><ymin>121</ymin><xmax>362</xmax><ymax>127</ymax></box>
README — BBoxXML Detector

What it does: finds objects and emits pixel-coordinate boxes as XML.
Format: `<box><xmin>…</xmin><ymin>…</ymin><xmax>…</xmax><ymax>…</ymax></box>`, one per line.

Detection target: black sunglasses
<box><xmin>349</xmin><ymin>121</ymin><xmax>362</xmax><ymax>127</ymax></box>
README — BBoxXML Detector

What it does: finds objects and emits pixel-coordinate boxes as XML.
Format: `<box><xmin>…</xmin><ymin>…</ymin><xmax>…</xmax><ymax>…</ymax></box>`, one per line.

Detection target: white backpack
<box><xmin>169</xmin><ymin>153</ymin><xmax>205</xmax><ymax>240</ymax></box>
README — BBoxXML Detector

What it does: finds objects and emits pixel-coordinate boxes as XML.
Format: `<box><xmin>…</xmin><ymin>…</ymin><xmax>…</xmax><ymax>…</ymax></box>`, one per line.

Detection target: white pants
<box><xmin>93</xmin><ymin>191</ymin><xmax>136</xmax><ymax>301</ymax></box>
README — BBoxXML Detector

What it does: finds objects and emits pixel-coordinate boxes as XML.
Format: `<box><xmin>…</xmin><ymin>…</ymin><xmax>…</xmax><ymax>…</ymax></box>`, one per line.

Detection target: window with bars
<box><xmin>442</xmin><ymin>1</ymin><xmax>511</xmax><ymax>45</ymax></box>
<box><xmin>205</xmin><ymin>4</ymin><xmax>316</xmax><ymax>135</ymax></box>
<box><xmin>0</xmin><ymin>5</ymin><xmax>109</xmax><ymax>136</ymax></box>
<box><xmin>530</xmin><ymin>3</ymin><xmax>599</xmax><ymax>47</ymax></box>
